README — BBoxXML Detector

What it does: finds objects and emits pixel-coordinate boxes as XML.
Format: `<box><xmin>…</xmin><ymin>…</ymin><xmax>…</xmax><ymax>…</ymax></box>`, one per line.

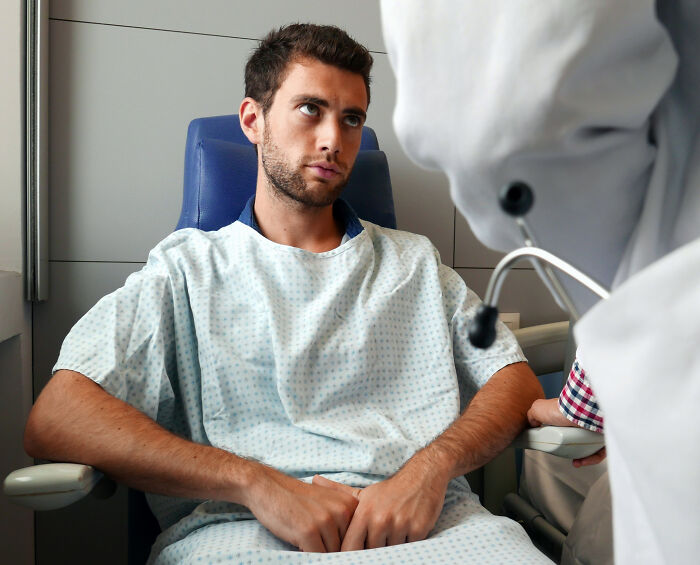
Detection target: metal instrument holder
<box><xmin>468</xmin><ymin>182</ymin><xmax>610</xmax><ymax>349</ymax></box>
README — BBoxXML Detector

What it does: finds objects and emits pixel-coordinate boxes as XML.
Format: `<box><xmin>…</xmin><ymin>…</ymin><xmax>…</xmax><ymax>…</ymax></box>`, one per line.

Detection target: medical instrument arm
<box><xmin>469</xmin><ymin>246</ymin><xmax>610</xmax><ymax>348</ymax></box>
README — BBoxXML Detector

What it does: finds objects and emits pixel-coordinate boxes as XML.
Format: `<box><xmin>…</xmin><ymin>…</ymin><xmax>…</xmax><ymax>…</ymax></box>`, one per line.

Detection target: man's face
<box><xmin>259</xmin><ymin>57</ymin><xmax>368</xmax><ymax>208</ymax></box>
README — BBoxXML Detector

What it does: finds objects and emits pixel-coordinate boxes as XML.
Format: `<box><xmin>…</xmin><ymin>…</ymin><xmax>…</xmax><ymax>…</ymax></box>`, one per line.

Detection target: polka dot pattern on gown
<box><xmin>54</xmin><ymin>220</ymin><xmax>536</xmax><ymax>563</ymax></box>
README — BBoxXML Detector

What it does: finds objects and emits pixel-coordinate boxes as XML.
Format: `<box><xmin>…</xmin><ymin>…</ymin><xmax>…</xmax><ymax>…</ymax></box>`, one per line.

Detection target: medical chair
<box><xmin>503</xmin><ymin>330</ymin><xmax>612</xmax><ymax>564</ymax></box>
<box><xmin>4</xmin><ymin>115</ymin><xmax>603</xmax><ymax>564</ymax></box>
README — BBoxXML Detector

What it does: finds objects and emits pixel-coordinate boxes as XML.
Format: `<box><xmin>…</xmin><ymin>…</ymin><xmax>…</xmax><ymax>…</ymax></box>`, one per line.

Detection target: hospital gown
<box><xmin>54</xmin><ymin>207</ymin><xmax>549</xmax><ymax>564</ymax></box>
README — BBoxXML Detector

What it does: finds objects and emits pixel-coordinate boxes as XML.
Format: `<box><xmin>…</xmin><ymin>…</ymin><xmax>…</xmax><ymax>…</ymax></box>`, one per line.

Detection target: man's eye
<box><xmin>299</xmin><ymin>103</ymin><xmax>319</xmax><ymax>116</ymax></box>
<box><xmin>344</xmin><ymin>115</ymin><xmax>362</xmax><ymax>127</ymax></box>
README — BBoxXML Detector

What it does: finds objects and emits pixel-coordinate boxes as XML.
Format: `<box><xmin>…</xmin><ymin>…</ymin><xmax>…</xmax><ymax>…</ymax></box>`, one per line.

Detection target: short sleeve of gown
<box><xmin>439</xmin><ymin>263</ymin><xmax>526</xmax><ymax>407</ymax></box>
<box><xmin>53</xmin><ymin>259</ymin><xmax>180</xmax><ymax>423</ymax></box>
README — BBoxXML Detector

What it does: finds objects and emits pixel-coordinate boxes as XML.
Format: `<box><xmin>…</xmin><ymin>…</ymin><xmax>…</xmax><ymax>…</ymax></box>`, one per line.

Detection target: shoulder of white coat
<box><xmin>360</xmin><ymin>220</ymin><xmax>442</xmax><ymax>263</ymax></box>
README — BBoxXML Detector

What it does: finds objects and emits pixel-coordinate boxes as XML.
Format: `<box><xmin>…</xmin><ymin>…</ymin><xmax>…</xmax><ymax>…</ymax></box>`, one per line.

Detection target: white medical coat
<box><xmin>381</xmin><ymin>1</ymin><xmax>700</xmax><ymax>563</ymax></box>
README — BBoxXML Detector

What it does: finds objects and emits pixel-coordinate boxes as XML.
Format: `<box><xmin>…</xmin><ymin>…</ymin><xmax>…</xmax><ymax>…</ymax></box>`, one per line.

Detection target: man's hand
<box><xmin>527</xmin><ymin>398</ymin><xmax>606</xmax><ymax>467</ymax></box>
<box><xmin>314</xmin><ymin>461</ymin><xmax>449</xmax><ymax>551</ymax></box>
<box><xmin>242</xmin><ymin>466</ymin><xmax>360</xmax><ymax>553</ymax></box>
<box><xmin>527</xmin><ymin>398</ymin><xmax>571</xmax><ymax>428</ymax></box>
<box><xmin>573</xmin><ymin>447</ymin><xmax>606</xmax><ymax>468</ymax></box>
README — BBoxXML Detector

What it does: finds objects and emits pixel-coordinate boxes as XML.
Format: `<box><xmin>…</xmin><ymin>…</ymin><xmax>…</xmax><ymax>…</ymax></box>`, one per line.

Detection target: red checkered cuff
<box><xmin>558</xmin><ymin>358</ymin><xmax>604</xmax><ymax>433</ymax></box>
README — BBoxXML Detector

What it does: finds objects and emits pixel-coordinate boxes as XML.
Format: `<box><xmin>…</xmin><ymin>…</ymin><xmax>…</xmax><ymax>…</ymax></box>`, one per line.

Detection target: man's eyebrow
<box><xmin>293</xmin><ymin>95</ymin><xmax>330</xmax><ymax>108</ymax></box>
<box><xmin>292</xmin><ymin>95</ymin><xmax>367</xmax><ymax>120</ymax></box>
<box><xmin>344</xmin><ymin>106</ymin><xmax>367</xmax><ymax>120</ymax></box>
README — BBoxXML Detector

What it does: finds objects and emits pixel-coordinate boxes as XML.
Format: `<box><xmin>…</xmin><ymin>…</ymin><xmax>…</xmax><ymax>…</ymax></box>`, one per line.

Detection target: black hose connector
<box><xmin>468</xmin><ymin>304</ymin><xmax>500</xmax><ymax>349</ymax></box>
<box><xmin>499</xmin><ymin>181</ymin><xmax>534</xmax><ymax>217</ymax></box>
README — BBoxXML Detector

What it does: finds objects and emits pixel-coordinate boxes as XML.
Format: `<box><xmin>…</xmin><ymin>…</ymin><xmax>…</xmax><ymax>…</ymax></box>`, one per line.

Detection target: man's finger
<box><xmin>366</xmin><ymin>529</ymin><xmax>388</xmax><ymax>549</ymax></box>
<box><xmin>573</xmin><ymin>447</ymin><xmax>606</xmax><ymax>467</ymax></box>
<box><xmin>319</xmin><ymin>523</ymin><xmax>341</xmax><ymax>553</ymax></box>
<box><xmin>337</xmin><ymin>514</ymin><xmax>351</xmax><ymax>541</ymax></box>
<box><xmin>387</xmin><ymin>529</ymin><xmax>408</xmax><ymax>547</ymax></box>
<box><xmin>340</xmin><ymin>515</ymin><xmax>367</xmax><ymax>551</ymax></box>
<box><xmin>312</xmin><ymin>475</ymin><xmax>362</xmax><ymax>499</ymax></box>
<box><xmin>527</xmin><ymin>410</ymin><xmax>542</xmax><ymax>428</ymax></box>
<box><xmin>299</xmin><ymin>532</ymin><xmax>326</xmax><ymax>553</ymax></box>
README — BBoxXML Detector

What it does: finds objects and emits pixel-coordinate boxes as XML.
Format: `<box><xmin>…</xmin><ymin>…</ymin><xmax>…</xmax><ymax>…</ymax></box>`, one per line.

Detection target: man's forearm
<box><xmin>24</xmin><ymin>369</ymin><xmax>257</xmax><ymax>505</ymax></box>
<box><xmin>336</xmin><ymin>361</ymin><xmax>544</xmax><ymax>551</ymax></box>
<box><xmin>24</xmin><ymin>370</ymin><xmax>365</xmax><ymax>553</ymax></box>
<box><xmin>408</xmin><ymin>362</ymin><xmax>544</xmax><ymax>480</ymax></box>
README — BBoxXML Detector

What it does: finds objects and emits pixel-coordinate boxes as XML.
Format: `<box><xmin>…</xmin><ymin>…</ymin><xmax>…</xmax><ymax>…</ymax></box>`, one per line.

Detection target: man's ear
<box><xmin>239</xmin><ymin>98</ymin><xmax>263</xmax><ymax>145</ymax></box>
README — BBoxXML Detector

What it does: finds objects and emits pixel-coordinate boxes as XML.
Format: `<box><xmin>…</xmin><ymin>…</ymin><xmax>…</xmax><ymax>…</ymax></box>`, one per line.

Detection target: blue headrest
<box><xmin>177</xmin><ymin>115</ymin><xmax>395</xmax><ymax>232</ymax></box>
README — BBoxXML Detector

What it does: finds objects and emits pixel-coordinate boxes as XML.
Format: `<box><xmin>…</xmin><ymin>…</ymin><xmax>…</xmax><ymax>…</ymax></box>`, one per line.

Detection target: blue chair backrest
<box><xmin>177</xmin><ymin>114</ymin><xmax>397</xmax><ymax>231</ymax></box>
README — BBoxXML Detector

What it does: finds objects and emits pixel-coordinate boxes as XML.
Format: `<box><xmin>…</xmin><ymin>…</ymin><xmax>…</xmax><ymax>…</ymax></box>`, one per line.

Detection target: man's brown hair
<box><xmin>245</xmin><ymin>23</ymin><xmax>373</xmax><ymax>113</ymax></box>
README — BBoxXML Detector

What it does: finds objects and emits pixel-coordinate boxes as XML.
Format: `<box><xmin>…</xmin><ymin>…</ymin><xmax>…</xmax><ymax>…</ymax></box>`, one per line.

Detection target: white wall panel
<box><xmin>33</xmin><ymin>261</ymin><xmax>143</xmax><ymax>390</ymax></box>
<box><xmin>368</xmin><ymin>55</ymin><xmax>455</xmax><ymax>262</ymax></box>
<box><xmin>0</xmin><ymin>0</ymin><xmax>23</xmax><ymax>272</ymax></box>
<box><xmin>49</xmin><ymin>20</ymin><xmax>247</xmax><ymax>261</ymax></box>
<box><xmin>50</xmin><ymin>0</ymin><xmax>387</xmax><ymax>53</ymax></box>
<box><xmin>49</xmin><ymin>19</ymin><xmax>455</xmax><ymax>263</ymax></box>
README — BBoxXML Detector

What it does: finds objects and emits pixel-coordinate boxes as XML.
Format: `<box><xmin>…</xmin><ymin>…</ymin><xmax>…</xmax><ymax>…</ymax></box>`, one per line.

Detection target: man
<box><xmin>24</xmin><ymin>24</ymin><xmax>547</xmax><ymax>563</ymax></box>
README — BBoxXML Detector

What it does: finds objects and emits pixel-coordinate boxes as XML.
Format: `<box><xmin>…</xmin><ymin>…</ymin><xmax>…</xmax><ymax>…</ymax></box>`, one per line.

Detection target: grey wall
<box><xmin>37</xmin><ymin>1</ymin><xmax>566</xmax><ymax>563</ymax></box>
<box><xmin>0</xmin><ymin>329</ymin><xmax>34</xmax><ymax>565</ymax></box>
<box><xmin>0</xmin><ymin>0</ymin><xmax>24</xmax><ymax>273</ymax></box>
<box><xmin>1</xmin><ymin>1</ymin><xmax>35</xmax><ymax>563</ymax></box>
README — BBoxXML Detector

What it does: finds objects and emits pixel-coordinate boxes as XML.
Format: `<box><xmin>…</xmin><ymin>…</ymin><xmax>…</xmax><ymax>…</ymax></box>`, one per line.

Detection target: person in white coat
<box><xmin>380</xmin><ymin>1</ymin><xmax>700</xmax><ymax>563</ymax></box>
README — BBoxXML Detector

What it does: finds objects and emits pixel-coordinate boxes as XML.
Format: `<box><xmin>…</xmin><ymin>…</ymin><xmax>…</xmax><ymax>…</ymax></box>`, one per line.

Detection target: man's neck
<box><xmin>253</xmin><ymin>184</ymin><xmax>344</xmax><ymax>253</ymax></box>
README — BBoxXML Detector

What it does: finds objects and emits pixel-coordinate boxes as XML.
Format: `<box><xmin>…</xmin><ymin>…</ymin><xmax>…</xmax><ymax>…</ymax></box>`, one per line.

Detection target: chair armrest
<box><xmin>4</xmin><ymin>463</ymin><xmax>102</xmax><ymax>510</ymax></box>
<box><xmin>511</xmin><ymin>426</ymin><xmax>605</xmax><ymax>459</ymax></box>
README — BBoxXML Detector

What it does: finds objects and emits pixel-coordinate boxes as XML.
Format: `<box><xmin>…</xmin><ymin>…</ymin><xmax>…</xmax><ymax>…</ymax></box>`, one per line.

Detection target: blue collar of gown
<box><xmin>237</xmin><ymin>196</ymin><xmax>365</xmax><ymax>241</ymax></box>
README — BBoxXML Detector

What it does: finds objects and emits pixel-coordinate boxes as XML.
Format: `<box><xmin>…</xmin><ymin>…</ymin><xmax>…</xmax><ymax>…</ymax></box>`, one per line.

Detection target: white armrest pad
<box><xmin>4</xmin><ymin>463</ymin><xmax>102</xmax><ymax>510</ymax></box>
<box><xmin>512</xmin><ymin>426</ymin><xmax>605</xmax><ymax>459</ymax></box>
<box><xmin>513</xmin><ymin>321</ymin><xmax>569</xmax><ymax>349</ymax></box>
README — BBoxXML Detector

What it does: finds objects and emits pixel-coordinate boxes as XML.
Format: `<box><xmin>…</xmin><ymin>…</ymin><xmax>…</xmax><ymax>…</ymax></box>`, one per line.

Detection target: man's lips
<box><xmin>307</xmin><ymin>162</ymin><xmax>341</xmax><ymax>179</ymax></box>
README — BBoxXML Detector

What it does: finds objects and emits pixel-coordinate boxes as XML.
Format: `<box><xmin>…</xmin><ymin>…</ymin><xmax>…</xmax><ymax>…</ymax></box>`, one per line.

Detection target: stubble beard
<box><xmin>260</xmin><ymin>124</ymin><xmax>349</xmax><ymax>208</ymax></box>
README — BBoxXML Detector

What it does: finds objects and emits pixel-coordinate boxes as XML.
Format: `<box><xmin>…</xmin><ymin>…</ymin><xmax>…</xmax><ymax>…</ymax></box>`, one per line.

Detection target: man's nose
<box><xmin>317</xmin><ymin>119</ymin><xmax>342</xmax><ymax>155</ymax></box>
